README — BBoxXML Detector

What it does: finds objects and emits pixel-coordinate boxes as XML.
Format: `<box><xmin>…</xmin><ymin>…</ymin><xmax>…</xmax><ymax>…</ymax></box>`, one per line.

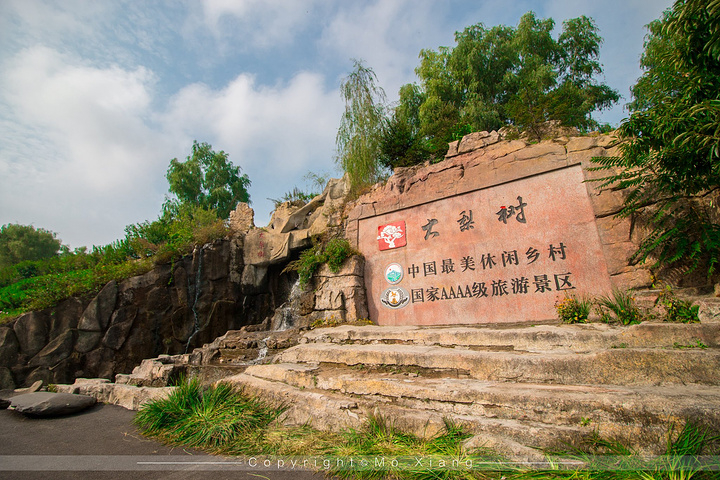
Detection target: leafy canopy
<box><xmin>383</xmin><ymin>12</ymin><xmax>619</xmax><ymax>166</ymax></box>
<box><xmin>0</xmin><ymin>224</ymin><xmax>63</xmax><ymax>268</ymax></box>
<box><xmin>335</xmin><ymin>59</ymin><xmax>388</xmax><ymax>191</ymax></box>
<box><xmin>165</xmin><ymin>140</ymin><xmax>251</xmax><ymax>220</ymax></box>
<box><xmin>592</xmin><ymin>0</ymin><xmax>720</xmax><ymax>276</ymax></box>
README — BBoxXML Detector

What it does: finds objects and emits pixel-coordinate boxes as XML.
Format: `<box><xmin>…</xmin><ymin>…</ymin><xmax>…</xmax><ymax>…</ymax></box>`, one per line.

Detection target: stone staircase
<box><xmin>223</xmin><ymin>322</ymin><xmax>720</xmax><ymax>459</ymax></box>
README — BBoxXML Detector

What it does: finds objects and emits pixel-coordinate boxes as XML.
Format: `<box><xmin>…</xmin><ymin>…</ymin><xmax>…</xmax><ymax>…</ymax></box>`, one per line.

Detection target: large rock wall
<box><xmin>0</xmin><ymin>176</ymin><xmax>368</xmax><ymax>389</ymax></box>
<box><xmin>346</xmin><ymin>130</ymin><xmax>652</xmax><ymax>293</ymax></box>
<box><xmin>0</xmin><ymin>238</ymin><xmax>300</xmax><ymax>389</ymax></box>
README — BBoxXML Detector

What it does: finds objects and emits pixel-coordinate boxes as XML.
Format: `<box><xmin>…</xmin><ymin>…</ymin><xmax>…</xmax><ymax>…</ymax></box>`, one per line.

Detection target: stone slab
<box><xmin>301</xmin><ymin>323</ymin><xmax>720</xmax><ymax>351</ymax></box>
<box><xmin>10</xmin><ymin>391</ymin><xmax>96</xmax><ymax>417</ymax></box>
<box><xmin>277</xmin><ymin>343</ymin><xmax>720</xmax><ymax>386</ymax></box>
<box><xmin>357</xmin><ymin>165</ymin><xmax>613</xmax><ymax>325</ymax></box>
<box><xmin>225</xmin><ymin>372</ymin><xmax>588</xmax><ymax>453</ymax></box>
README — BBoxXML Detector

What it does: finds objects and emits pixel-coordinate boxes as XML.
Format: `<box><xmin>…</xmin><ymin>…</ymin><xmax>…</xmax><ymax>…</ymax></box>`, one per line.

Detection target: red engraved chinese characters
<box><xmin>377</xmin><ymin>221</ymin><xmax>407</xmax><ymax>251</ymax></box>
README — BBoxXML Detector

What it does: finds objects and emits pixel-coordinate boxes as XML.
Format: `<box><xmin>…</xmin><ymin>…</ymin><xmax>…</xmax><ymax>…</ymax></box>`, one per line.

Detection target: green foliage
<box><xmin>673</xmin><ymin>340</ymin><xmax>707</xmax><ymax>349</ymax></box>
<box><xmin>538</xmin><ymin>422</ymin><xmax>720</xmax><ymax>479</ymax></box>
<box><xmin>324</xmin><ymin>237</ymin><xmax>355</xmax><ymax>273</ymax></box>
<box><xmin>134</xmin><ymin>378</ymin><xmax>283</xmax><ymax>451</ymax></box>
<box><xmin>379</xmin><ymin>83</ymin><xmax>432</xmax><ymax>169</ymax></box>
<box><xmin>591</xmin><ymin>0</ymin><xmax>720</xmax><ymax>277</ymax></box>
<box><xmin>293</xmin><ymin>237</ymin><xmax>356</xmax><ymax>287</ymax></box>
<box><xmin>656</xmin><ymin>285</ymin><xmax>700</xmax><ymax>323</ymax></box>
<box><xmin>165</xmin><ymin>140</ymin><xmax>251</xmax><ymax>220</ymax></box>
<box><xmin>0</xmin><ymin>224</ymin><xmax>63</xmax><ymax>268</ymax></box>
<box><xmin>335</xmin><ymin>60</ymin><xmax>388</xmax><ymax>191</ymax></box>
<box><xmin>596</xmin><ymin>289</ymin><xmax>643</xmax><ymax>325</ymax></box>
<box><xmin>0</xmin><ymin>205</ymin><xmax>226</xmax><ymax>321</ymax></box>
<box><xmin>385</xmin><ymin>12</ymin><xmax>618</xmax><ymax>165</ymax></box>
<box><xmin>0</xmin><ymin>259</ymin><xmax>152</xmax><ymax>320</ymax></box>
<box><xmin>294</xmin><ymin>244</ymin><xmax>326</xmax><ymax>287</ymax></box>
<box><xmin>555</xmin><ymin>293</ymin><xmax>592</xmax><ymax>324</ymax></box>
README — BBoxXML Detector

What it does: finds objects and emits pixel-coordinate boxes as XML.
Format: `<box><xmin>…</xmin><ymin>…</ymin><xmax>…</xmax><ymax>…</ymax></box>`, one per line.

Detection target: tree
<box><xmin>165</xmin><ymin>141</ymin><xmax>251</xmax><ymax>220</ymax></box>
<box><xmin>592</xmin><ymin>0</ymin><xmax>720</xmax><ymax>276</ymax></box>
<box><xmin>0</xmin><ymin>224</ymin><xmax>62</xmax><ymax>267</ymax></box>
<box><xmin>380</xmin><ymin>84</ymin><xmax>430</xmax><ymax>169</ymax></box>
<box><xmin>386</xmin><ymin>12</ymin><xmax>619</xmax><ymax>164</ymax></box>
<box><xmin>335</xmin><ymin>59</ymin><xmax>388</xmax><ymax>191</ymax></box>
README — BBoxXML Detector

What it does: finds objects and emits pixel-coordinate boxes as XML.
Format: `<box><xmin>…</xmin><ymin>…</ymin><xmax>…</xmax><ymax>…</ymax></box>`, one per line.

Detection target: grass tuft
<box><xmin>595</xmin><ymin>289</ymin><xmax>643</xmax><ymax>325</ymax></box>
<box><xmin>134</xmin><ymin>378</ymin><xmax>284</xmax><ymax>451</ymax></box>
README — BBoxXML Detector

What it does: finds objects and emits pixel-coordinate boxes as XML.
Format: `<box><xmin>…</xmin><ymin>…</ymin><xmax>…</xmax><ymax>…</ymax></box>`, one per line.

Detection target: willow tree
<box><xmin>335</xmin><ymin>60</ymin><xmax>387</xmax><ymax>191</ymax></box>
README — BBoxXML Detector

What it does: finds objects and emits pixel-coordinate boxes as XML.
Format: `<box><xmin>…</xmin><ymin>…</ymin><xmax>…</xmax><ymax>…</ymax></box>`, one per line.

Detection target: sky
<box><xmin>0</xmin><ymin>0</ymin><xmax>672</xmax><ymax>249</ymax></box>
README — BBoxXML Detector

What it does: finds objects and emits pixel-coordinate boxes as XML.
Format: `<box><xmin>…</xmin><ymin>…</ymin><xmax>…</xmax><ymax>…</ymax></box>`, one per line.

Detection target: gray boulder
<box><xmin>10</xmin><ymin>392</ymin><xmax>96</xmax><ymax>417</ymax></box>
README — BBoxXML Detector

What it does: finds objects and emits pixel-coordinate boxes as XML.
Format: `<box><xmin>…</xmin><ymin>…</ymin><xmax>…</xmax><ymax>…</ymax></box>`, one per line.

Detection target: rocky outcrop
<box><xmin>346</xmin><ymin>130</ymin><xmax>655</xmax><ymax>291</ymax></box>
<box><xmin>0</xmin><ymin>239</ymin><xmax>298</xmax><ymax>389</ymax></box>
<box><xmin>0</xmin><ymin>176</ymin><xmax>363</xmax><ymax>389</ymax></box>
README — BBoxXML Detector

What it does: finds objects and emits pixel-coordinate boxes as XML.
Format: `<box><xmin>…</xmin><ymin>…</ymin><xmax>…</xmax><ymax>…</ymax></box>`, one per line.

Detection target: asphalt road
<box><xmin>0</xmin><ymin>403</ymin><xmax>331</xmax><ymax>480</ymax></box>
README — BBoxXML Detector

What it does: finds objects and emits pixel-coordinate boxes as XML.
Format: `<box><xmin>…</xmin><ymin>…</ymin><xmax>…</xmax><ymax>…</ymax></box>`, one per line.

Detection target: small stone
<box><xmin>14</xmin><ymin>380</ymin><xmax>43</xmax><ymax>394</ymax></box>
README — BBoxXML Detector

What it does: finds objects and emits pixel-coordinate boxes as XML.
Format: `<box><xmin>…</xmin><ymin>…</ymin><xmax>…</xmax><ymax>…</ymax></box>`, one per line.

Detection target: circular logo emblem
<box><xmin>381</xmin><ymin>287</ymin><xmax>409</xmax><ymax>309</ymax></box>
<box><xmin>384</xmin><ymin>263</ymin><xmax>404</xmax><ymax>284</ymax></box>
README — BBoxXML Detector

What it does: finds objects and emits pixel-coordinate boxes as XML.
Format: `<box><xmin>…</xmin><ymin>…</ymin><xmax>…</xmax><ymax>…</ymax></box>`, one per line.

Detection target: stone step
<box><xmin>302</xmin><ymin>323</ymin><xmax>720</xmax><ymax>352</ymax></box>
<box><xmin>224</xmin><ymin>372</ymin><xmax>592</xmax><ymax>458</ymax></box>
<box><xmin>243</xmin><ymin>363</ymin><xmax>720</xmax><ymax>433</ymax></box>
<box><xmin>276</xmin><ymin>342</ymin><xmax>720</xmax><ymax>386</ymax></box>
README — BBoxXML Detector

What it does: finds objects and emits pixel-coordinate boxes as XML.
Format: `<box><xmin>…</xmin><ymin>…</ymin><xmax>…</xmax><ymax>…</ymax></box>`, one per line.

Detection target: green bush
<box><xmin>293</xmin><ymin>237</ymin><xmax>357</xmax><ymax>287</ymax></box>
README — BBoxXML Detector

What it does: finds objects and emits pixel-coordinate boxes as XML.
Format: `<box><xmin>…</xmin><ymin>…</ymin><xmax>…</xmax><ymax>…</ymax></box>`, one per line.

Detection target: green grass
<box><xmin>134</xmin><ymin>378</ymin><xmax>284</xmax><ymax>451</ymax></box>
<box><xmin>0</xmin><ymin>206</ymin><xmax>228</xmax><ymax>323</ymax></box>
<box><xmin>530</xmin><ymin>422</ymin><xmax>720</xmax><ymax>480</ymax></box>
<box><xmin>0</xmin><ymin>259</ymin><xmax>153</xmax><ymax>322</ymax></box>
<box><xmin>134</xmin><ymin>380</ymin><xmax>720</xmax><ymax>480</ymax></box>
<box><xmin>595</xmin><ymin>290</ymin><xmax>643</xmax><ymax>326</ymax></box>
<box><xmin>657</xmin><ymin>286</ymin><xmax>700</xmax><ymax>324</ymax></box>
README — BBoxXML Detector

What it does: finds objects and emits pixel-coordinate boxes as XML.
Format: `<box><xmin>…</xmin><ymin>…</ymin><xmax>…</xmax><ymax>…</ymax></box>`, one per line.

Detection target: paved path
<box><xmin>0</xmin><ymin>403</ymin><xmax>328</xmax><ymax>480</ymax></box>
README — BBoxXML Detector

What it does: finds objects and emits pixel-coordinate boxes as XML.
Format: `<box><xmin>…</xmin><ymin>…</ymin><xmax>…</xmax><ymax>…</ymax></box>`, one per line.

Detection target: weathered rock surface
<box><xmin>228</xmin><ymin>202</ymin><xmax>255</xmax><ymax>235</ymax></box>
<box><xmin>0</xmin><ymin>328</ymin><xmax>19</xmax><ymax>366</ymax></box>
<box><xmin>0</xmin><ymin>237</ymin><xmax>307</xmax><ymax>388</ymax></box>
<box><xmin>77</xmin><ymin>280</ymin><xmax>117</xmax><ymax>332</ymax></box>
<box><xmin>13</xmin><ymin>311</ymin><xmax>50</xmax><ymax>358</ymax></box>
<box><xmin>10</xmin><ymin>391</ymin><xmax>96</xmax><ymax>417</ymax></box>
<box><xmin>54</xmin><ymin>378</ymin><xmax>174</xmax><ymax>411</ymax></box>
<box><xmin>225</xmin><ymin>322</ymin><xmax>720</xmax><ymax>457</ymax></box>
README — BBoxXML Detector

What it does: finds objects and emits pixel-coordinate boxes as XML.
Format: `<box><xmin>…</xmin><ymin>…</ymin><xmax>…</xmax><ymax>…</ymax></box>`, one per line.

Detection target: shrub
<box><xmin>555</xmin><ymin>294</ymin><xmax>592</xmax><ymax>324</ymax></box>
<box><xmin>292</xmin><ymin>237</ymin><xmax>357</xmax><ymax>287</ymax></box>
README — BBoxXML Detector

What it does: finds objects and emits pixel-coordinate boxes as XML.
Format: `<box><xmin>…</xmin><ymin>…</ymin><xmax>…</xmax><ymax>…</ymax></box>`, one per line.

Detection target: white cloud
<box><xmin>161</xmin><ymin>71</ymin><xmax>343</xmax><ymax>223</ymax></box>
<box><xmin>0</xmin><ymin>46</ymin><xmax>169</xmax><ymax>246</ymax></box>
<box><xmin>320</xmin><ymin>0</ymin><xmax>445</xmax><ymax>100</ymax></box>
<box><xmin>198</xmin><ymin>0</ymin><xmax>321</xmax><ymax>50</ymax></box>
